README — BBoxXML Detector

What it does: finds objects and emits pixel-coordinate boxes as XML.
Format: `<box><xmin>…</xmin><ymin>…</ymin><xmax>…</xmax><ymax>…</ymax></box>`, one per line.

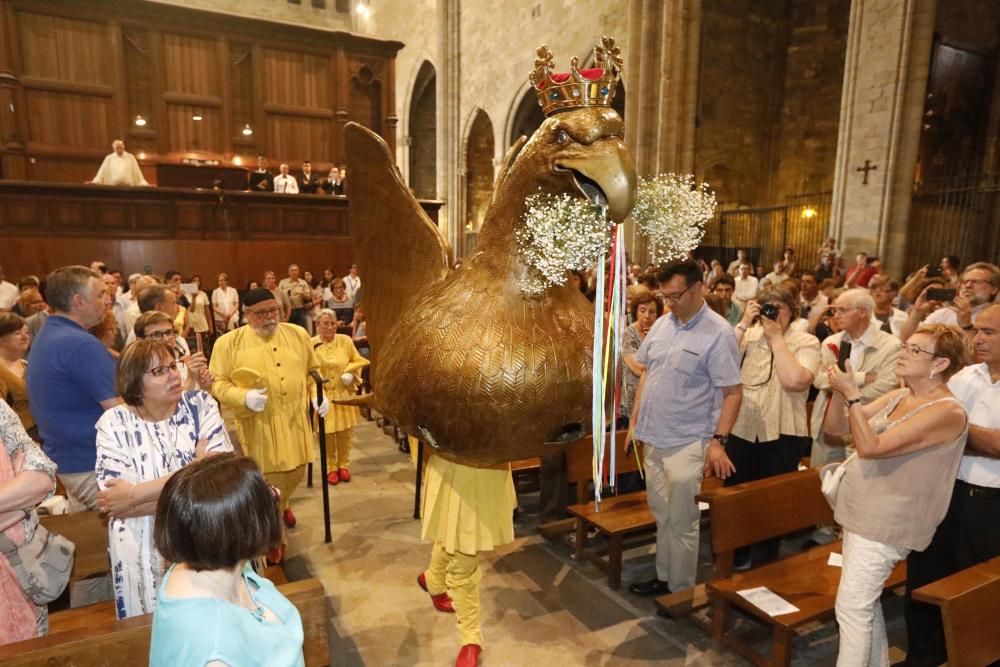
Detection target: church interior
<box><xmin>1</xmin><ymin>0</ymin><xmax>1000</xmax><ymax>665</ymax></box>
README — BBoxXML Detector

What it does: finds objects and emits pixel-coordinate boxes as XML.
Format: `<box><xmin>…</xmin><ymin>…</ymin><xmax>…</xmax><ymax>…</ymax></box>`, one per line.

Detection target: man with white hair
<box><xmin>89</xmin><ymin>140</ymin><xmax>149</xmax><ymax>186</ymax></box>
<box><xmin>208</xmin><ymin>288</ymin><xmax>327</xmax><ymax>561</ymax></box>
<box><xmin>810</xmin><ymin>288</ymin><xmax>901</xmax><ymax>469</ymax></box>
<box><xmin>273</xmin><ymin>163</ymin><xmax>299</xmax><ymax>194</ymax></box>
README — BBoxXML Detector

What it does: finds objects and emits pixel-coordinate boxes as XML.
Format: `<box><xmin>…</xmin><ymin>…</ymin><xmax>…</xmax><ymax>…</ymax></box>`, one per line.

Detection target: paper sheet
<box><xmin>698</xmin><ymin>501</ymin><xmax>709</xmax><ymax>511</ymax></box>
<box><xmin>827</xmin><ymin>552</ymin><xmax>843</xmax><ymax>568</ymax></box>
<box><xmin>737</xmin><ymin>586</ymin><xmax>801</xmax><ymax>617</ymax></box>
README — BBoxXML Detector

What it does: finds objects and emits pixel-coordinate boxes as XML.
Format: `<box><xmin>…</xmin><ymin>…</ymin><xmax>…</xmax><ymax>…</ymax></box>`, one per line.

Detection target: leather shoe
<box><xmin>455</xmin><ymin>644</ymin><xmax>481</xmax><ymax>667</ymax></box>
<box><xmin>417</xmin><ymin>572</ymin><xmax>455</xmax><ymax>613</ymax></box>
<box><xmin>283</xmin><ymin>508</ymin><xmax>296</xmax><ymax>529</ymax></box>
<box><xmin>265</xmin><ymin>544</ymin><xmax>285</xmax><ymax>566</ymax></box>
<box><xmin>338</xmin><ymin>467</ymin><xmax>351</xmax><ymax>483</ymax></box>
<box><xmin>628</xmin><ymin>578</ymin><xmax>670</xmax><ymax>596</ymax></box>
<box><xmin>327</xmin><ymin>470</ymin><xmax>340</xmax><ymax>485</ymax></box>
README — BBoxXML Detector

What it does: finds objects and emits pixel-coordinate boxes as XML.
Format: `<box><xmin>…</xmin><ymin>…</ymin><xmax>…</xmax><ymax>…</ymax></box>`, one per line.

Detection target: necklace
<box><xmin>195</xmin><ymin>568</ymin><xmax>266</xmax><ymax>621</ymax></box>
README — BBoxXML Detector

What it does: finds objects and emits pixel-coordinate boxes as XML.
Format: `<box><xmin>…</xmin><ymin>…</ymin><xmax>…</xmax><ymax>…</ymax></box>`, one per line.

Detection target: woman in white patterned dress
<box><xmin>95</xmin><ymin>339</ymin><xmax>232</xmax><ymax>619</ymax></box>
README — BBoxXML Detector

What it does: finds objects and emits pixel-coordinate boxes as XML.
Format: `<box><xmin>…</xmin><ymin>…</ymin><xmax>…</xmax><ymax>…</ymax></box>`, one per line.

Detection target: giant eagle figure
<box><xmin>346</xmin><ymin>37</ymin><xmax>636</xmax><ymax>465</ymax></box>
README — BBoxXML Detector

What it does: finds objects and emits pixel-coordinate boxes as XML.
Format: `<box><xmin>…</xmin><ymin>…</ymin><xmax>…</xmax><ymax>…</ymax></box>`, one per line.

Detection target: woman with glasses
<box><xmin>824</xmin><ymin>324</ymin><xmax>969</xmax><ymax>666</ymax></box>
<box><xmin>134</xmin><ymin>311</ymin><xmax>213</xmax><ymax>392</ymax></box>
<box><xmin>730</xmin><ymin>281</ymin><xmax>820</xmax><ymax>567</ymax></box>
<box><xmin>95</xmin><ymin>339</ymin><xmax>232</xmax><ymax>619</ymax></box>
<box><xmin>312</xmin><ymin>309</ymin><xmax>368</xmax><ymax>485</ymax></box>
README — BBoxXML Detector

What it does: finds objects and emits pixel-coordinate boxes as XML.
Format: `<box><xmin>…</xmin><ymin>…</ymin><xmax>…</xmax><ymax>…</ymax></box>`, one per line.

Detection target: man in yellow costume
<box><xmin>418</xmin><ymin>454</ymin><xmax>516</xmax><ymax>667</ymax></box>
<box><xmin>209</xmin><ymin>288</ymin><xmax>328</xmax><ymax>562</ymax></box>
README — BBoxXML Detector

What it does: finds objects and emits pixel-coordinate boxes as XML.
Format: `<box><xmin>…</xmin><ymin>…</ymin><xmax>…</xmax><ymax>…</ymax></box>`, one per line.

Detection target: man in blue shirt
<box><xmin>628</xmin><ymin>260</ymin><xmax>743</xmax><ymax>596</ymax></box>
<box><xmin>27</xmin><ymin>265</ymin><xmax>119</xmax><ymax>511</ymax></box>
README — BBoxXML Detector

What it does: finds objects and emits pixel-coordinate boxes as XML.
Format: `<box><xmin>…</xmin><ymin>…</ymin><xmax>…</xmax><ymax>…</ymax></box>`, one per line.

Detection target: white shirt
<box><xmin>91</xmin><ymin>151</ymin><xmax>149</xmax><ymax>186</ymax></box>
<box><xmin>948</xmin><ymin>363</ymin><xmax>1000</xmax><ymax>487</ymax></box>
<box><xmin>733</xmin><ymin>275</ymin><xmax>758</xmax><ymax>303</ymax></box>
<box><xmin>273</xmin><ymin>175</ymin><xmax>299</xmax><ymax>194</ymax></box>
<box><xmin>343</xmin><ymin>274</ymin><xmax>361</xmax><ymax>301</ymax></box>
<box><xmin>0</xmin><ymin>281</ymin><xmax>18</xmax><ymax>310</ymax></box>
<box><xmin>843</xmin><ymin>321</ymin><xmax>877</xmax><ymax>370</ymax></box>
<box><xmin>926</xmin><ymin>302</ymin><xmax>991</xmax><ymax>327</ymax></box>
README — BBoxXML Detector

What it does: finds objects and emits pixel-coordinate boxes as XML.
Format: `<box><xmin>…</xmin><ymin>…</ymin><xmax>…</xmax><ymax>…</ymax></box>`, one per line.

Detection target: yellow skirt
<box><xmin>420</xmin><ymin>455</ymin><xmax>516</xmax><ymax>555</ymax></box>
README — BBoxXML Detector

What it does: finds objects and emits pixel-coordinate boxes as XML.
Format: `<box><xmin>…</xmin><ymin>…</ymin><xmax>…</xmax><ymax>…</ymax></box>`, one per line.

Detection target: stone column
<box><xmin>829</xmin><ymin>0</ymin><xmax>937</xmax><ymax>275</ymax></box>
<box><xmin>436</xmin><ymin>0</ymin><xmax>461</xmax><ymax>260</ymax></box>
<box><xmin>624</xmin><ymin>0</ymin><xmax>701</xmax><ymax>261</ymax></box>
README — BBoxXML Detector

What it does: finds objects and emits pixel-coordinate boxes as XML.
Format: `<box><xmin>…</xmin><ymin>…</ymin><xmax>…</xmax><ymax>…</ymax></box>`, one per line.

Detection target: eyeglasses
<box><xmin>248</xmin><ymin>306</ymin><xmax>281</xmax><ymax>318</ymax></box>
<box><xmin>898</xmin><ymin>343</ymin><xmax>943</xmax><ymax>358</ymax></box>
<box><xmin>146</xmin><ymin>329</ymin><xmax>177</xmax><ymax>340</ymax></box>
<box><xmin>659</xmin><ymin>284</ymin><xmax>692</xmax><ymax>303</ymax></box>
<box><xmin>146</xmin><ymin>362</ymin><xmax>180</xmax><ymax>377</ymax></box>
<box><xmin>829</xmin><ymin>306</ymin><xmax>859</xmax><ymax>315</ymax></box>
<box><xmin>961</xmin><ymin>278</ymin><xmax>992</xmax><ymax>287</ymax></box>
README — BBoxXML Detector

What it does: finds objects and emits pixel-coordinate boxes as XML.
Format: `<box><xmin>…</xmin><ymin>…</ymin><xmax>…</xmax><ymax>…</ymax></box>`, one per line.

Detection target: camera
<box><xmin>759</xmin><ymin>303</ymin><xmax>780</xmax><ymax>321</ymax></box>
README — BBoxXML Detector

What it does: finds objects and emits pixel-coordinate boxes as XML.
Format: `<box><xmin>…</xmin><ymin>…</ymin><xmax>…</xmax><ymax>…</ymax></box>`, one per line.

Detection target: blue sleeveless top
<box><xmin>150</xmin><ymin>564</ymin><xmax>305</xmax><ymax>667</ymax></box>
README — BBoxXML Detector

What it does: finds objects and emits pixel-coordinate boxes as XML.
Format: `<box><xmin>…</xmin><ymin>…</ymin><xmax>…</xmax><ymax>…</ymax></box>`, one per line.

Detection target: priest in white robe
<box><xmin>90</xmin><ymin>140</ymin><xmax>149</xmax><ymax>186</ymax></box>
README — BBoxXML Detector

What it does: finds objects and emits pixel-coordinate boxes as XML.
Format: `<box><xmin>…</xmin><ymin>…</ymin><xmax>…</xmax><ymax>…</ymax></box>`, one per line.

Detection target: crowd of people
<box><xmin>88</xmin><ymin>139</ymin><xmax>349</xmax><ymax>197</ymax></box>
<box><xmin>0</xmin><ymin>259</ymin><xmax>372</xmax><ymax>663</ymax></box>
<box><xmin>1</xmin><ymin>243</ymin><xmax>998</xmax><ymax>665</ymax></box>
<box><xmin>612</xmin><ymin>247</ymin><xmax>1000</xmax><ymax>666</ymax></box>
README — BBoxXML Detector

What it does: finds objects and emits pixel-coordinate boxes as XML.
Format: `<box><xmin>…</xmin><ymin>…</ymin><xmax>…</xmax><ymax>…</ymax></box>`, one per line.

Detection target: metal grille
<box><xmin>698</xmin><ymin>191</ymin><xmax>832</xmax><ymax>271</ymax></box>
<box><xmin>906</xmin><ymin>174</ymin><xmax>1000</xmax><ymax>274</ymax></box>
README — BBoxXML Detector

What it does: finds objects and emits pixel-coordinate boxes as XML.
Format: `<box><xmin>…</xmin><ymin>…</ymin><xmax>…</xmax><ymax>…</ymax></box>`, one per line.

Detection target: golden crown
<box><xmin>530</xmin><ymin>36</ymin><xmax>622</xmax><ymax>116</ymax></box>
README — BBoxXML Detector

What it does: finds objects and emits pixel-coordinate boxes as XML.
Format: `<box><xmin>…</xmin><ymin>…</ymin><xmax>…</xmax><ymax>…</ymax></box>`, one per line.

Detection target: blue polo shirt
<box><xmin>635</xmin><ymin>302</ymin><xmax>741</xmax><ymax>449</ymax></box>
<box><xmin>26</xmin><ymin>315</ymin><xmax>117</xmax><ymax>473</ymax></box>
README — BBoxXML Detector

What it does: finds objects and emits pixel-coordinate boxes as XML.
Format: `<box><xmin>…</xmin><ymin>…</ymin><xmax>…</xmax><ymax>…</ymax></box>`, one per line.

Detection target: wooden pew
<box><xmin>564</xmin><ymin>431</ymin><xmax>652</xmax><ymax>589</ymax></box>
<box><xmin>686</xmin><ymin>469</ymin><xmax>905</xmax><ymax>667</ymax></box>
<box><xmin>912</xmin><ymin>554</ymin><xmax>1000</xmax><ymax>667</ymax></box>
<box><xmin>0</xmin><ymin>576</ymin><xmax>330</xmax><ymax>667</ymax></box>
<box><xmin>40</xmin><ymin>511</ymin><xmax>109</xmax><ymax>582</ymax></box>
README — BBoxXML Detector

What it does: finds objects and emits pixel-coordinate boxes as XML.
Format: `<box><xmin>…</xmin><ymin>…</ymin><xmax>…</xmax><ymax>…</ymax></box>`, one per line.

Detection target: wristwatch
<box><xmin>712</xmin><ymin>433</ymin><xmax>729</xmax><ymax>446</ymax></box>
<box><xmin>845</xmin><ymin>397</ymin><xmax>863</xmax><ymax>409</ymax></box>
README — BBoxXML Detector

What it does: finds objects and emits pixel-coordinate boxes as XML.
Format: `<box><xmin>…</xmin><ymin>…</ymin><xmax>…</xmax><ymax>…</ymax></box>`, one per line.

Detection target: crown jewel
<box><xmin>530</xmin><ymin>36</ymin><xmax>623</xmax><ymax>116</ymax></box>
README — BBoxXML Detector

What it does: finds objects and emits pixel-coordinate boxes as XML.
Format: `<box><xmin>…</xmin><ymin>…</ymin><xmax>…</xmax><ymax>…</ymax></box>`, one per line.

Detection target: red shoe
<box><xmin>327</xmin><ymin>470</ymin><xmax>340</xmax><ymax>485</ymax></box>
<box><xmin>338</xmin><ymin>467</ymin><xmax>351</xmax><ymax>483</ymax></box>
<box><xmin>417</xmin><ymin>572</ymin><xmax>455</xmax><ymax>613</ymax></box>
<box><xmin>283</xmin><ymin>508</ymin><xmax>296</xmax><ymax>528</ymax></box>
<box><xmin>455</xmin><ymin>644</ymin><xmax>481</xmax><ymax>667</ymax></box>
<box><xmin>266</xmin><ymin>544</ymin><xmax>285</xmax><ymax>566</ymax></box>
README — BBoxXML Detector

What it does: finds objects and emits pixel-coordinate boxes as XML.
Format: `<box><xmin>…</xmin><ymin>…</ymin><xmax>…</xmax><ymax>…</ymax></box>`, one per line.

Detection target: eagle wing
<box><xmin>344</xmin><ymin>122</ymin><xmax>451</xmax><ymax>366</ymax></box>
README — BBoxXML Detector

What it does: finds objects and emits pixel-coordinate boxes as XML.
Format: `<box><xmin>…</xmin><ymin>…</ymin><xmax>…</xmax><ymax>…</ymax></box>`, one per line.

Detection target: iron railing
<box><xmin>906</xmin><ymin>173</ymin><xmax>1000</xmax><ymax>274</ymax></box>
<box><xmin>698</xmin><ymin>191</ymin><xmax>833</xmax><ymax>271</ymax></box>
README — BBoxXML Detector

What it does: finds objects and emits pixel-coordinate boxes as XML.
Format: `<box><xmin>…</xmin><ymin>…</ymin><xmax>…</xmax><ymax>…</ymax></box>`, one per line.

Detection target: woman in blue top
<box><xmin>150</xmin><ymin>454</ymin><xmax>304</xmax><ymax>667</ymax></box>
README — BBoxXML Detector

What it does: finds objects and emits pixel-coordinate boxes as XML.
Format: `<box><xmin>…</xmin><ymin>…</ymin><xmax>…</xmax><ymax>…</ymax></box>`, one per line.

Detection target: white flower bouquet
<box><xmin>631</xmin><ymin>174</ymin><xmax>716</xmax><ymax>264</ymax></box>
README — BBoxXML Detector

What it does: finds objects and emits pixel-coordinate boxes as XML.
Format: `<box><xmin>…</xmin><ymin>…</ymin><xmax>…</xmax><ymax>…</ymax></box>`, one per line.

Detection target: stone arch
<box><xmin>462</xmin><ymin>108</ymin><xmax>495</xmax><ymax>253</ymax></box>
<box><xmin>407</xmin><ymin>60</ymin><xmax>437</xmax><ymax>199</ymax></box>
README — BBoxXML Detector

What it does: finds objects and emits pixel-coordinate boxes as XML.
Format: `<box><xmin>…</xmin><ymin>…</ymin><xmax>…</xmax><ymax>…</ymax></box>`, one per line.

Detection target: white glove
<box><xmin>312</xmin><ymin>395</ymin><xmax>330</xmax><ymax>418</ymax></box>
<box><xmin>341</xmin><ymin>372</ymin><xmax>355</xmax><ymax>387</ymax></box>
<box><xmin>245</xmin><ymin>388</ymin><xmax>268</xmax><ymax>413</ymax></box>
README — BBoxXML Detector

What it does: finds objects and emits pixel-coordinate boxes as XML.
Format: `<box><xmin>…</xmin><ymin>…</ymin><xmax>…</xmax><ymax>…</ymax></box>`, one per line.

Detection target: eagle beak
<box><xmin>555</xmin><ymin>139</ymin><xmax>636</xmax><ymax>223</ymax></box>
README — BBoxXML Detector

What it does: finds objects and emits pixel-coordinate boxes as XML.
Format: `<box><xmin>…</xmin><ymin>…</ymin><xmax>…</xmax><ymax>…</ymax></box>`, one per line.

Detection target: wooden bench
<box><xmin>0</xmin><ymin>575</ymin><xmax>330</xmax><ymax>666</ymax></box>
<box><xmin>40</xmin><ymin>511</ymin><xmax>109</xmax><ymax>582</ymax></box>
<box><xmin>686</xmin><ymin>469</ymin><xmax>905</xmax><ymax>667</ymax></box>
<box><xmin>912</xmin><ymin>554</ymin><xmax>1000</xmax><ymax>667</ymax></box>
<box><xmin>563</xmin><ymin>431</ymin><xmax>653</xmax><ymax>589</ymax></box>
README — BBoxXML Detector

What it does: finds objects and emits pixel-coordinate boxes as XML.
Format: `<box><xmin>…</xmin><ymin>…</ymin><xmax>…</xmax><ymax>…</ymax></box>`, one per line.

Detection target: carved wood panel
<box><xmin>162</xmin><ymin>33</ymin><xmax>219</xmax><ymax>97</ymax></box>
<box><xmin>16</xmin><ymin>12</ymin><xmax>112</xmax><ymax>85</ymax></box>
<box><xmin>24</xmin><ymin>90</ymin><xmax>111</xmax><ymax>148</ymax></box>
<box><xmin>265</xmin><ymin>115</ymin><xmax>331</xmax><ymax>163</ymax></box>
<box><xmin>165</xmin><ymin>105</ymin><xmax>221</xmax><ymax>154</ymax></box>
<box><xmin>261</xmin><ymin>48</ymin><xmax>332</xmax><ymax>109</ymax></box>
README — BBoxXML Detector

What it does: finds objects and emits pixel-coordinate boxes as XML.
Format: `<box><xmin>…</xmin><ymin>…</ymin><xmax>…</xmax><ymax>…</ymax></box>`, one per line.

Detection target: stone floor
<box><xmin>281</xmin><ymin>419</ymin><xmax>910</xmax><ymax>666</ymax></box>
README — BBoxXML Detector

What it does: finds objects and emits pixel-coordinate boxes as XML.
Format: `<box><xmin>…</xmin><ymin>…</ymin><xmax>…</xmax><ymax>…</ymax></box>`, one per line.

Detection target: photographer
<box><xmin>898</xmin><ymin>262</ymin><xmax>1000</xmax><ymax>342</ymax></box>
<box><xmin>730</xmin><ymin>282</ymin><xmax>820</xmax><ymax>567</ymax></box>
